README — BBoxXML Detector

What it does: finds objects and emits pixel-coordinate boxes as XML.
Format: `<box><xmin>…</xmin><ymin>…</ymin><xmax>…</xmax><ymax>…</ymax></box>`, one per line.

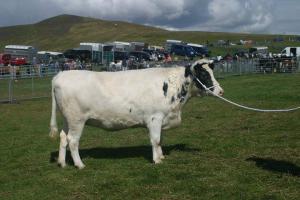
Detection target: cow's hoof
<box><xmin>76</xmin><ymin>164</ymin><xmax>86</xmax><ymax>169</ymax></box>
<box><xmin>58</xmin><ymin>161</ymin><xmax>66</xmax><ymax>168</ymax></box>
<box><xmin>154</xmin><ymin>159</ymin><xmax>162</xmax><ymax>164</ymax></box>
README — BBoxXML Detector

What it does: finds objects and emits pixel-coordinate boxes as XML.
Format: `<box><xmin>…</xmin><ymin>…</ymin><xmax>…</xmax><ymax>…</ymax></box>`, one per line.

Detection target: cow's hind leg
<box><xmin>147</xmin><ymin>114</ymin><xmax>164</xmax><ymax>164</ymax></box>
<box><xmin>67</xmin><ymin>121</ymin><xmax>85</xmax><ymax>169</ymax></box>
<box><xmin>58</xmin><ymin>119</ymin><xmax>68</xmax><ymax>168</ymax></box>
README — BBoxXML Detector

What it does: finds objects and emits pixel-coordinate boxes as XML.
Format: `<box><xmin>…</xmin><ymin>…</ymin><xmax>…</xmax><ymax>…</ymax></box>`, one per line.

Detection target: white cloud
<box><xmin>202</xmin><ymin>0</ymin><xmax>274</xmax><ymax>33</ymax></box>
<box><xmin>50</xmin><ymin>0</ymin><xmax>189</xmax><ymax>21</ymax></box>
<box><xmin>50</xmin><ymin>0</ymin><xmax>274</xmax><ymax>33</ymax></box>
<box><xmin>0</xmin><ymin>0</ymin><xmax>299</xmax><ymax>34</ymax></box>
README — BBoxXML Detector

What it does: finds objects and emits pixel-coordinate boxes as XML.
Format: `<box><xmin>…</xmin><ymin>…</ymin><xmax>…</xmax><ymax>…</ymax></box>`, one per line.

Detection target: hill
<box><xmin>0</xmin><ymin>14</ymin><xmax>299</xmax><ymax>54</ymax></box>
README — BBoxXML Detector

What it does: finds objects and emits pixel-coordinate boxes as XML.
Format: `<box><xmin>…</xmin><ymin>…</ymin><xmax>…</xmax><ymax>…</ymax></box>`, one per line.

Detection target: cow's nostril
<box><xmin>219</xmin><ymin>90</ymin><xmax>224</xmax><ymax>96</ymax></box>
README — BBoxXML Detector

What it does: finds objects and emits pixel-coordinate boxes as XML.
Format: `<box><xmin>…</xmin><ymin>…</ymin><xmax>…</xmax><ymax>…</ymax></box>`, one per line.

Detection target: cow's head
<box><xmin>186</xmin><ymin>59</ymin><xmax>224</xmax><ymax>96</ymax></box>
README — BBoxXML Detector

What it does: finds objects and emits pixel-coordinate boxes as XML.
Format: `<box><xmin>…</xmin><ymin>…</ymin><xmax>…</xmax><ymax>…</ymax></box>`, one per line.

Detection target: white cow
<box><xmin>49</xmin><ymin>59</ymin><xmax>224</xmax><ymax>169</ymax></box>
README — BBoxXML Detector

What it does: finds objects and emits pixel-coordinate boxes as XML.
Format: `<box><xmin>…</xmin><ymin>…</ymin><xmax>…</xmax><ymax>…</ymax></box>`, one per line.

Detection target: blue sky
<box><xmin>0</xmin><ymin>0</ymin><xmax>299</xmax><ymax>35</ymax></box>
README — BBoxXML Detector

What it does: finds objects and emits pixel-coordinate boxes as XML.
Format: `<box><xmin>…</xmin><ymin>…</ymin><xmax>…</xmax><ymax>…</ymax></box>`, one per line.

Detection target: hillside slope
<box><xmin>0</xmin><ymin>14</ymin><xmax>298</xmax><ymax>53</ymax></box>
<box><xmin>0</xmin><ymin>15</ymin><xmax>168</xmax><ymax>51</ymax></box>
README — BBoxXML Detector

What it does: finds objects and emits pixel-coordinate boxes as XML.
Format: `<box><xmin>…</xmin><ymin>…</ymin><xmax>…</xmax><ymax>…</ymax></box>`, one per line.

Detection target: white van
<box><xmin>281</xmin><ymin>47</ymin><xmax>300</xmax><ymax>57</ymax></box>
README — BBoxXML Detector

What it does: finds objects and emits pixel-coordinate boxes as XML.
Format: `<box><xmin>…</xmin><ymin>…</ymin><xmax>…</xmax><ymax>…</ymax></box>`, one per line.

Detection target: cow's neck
<box><xmin>176</xmin><ymin>76</ymin><xmax>194</xmax><ymax>105</ymax></box>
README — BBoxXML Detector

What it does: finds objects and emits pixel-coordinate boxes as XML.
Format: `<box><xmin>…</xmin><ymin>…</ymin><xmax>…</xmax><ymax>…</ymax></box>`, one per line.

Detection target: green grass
<box><xmin>0</xmin><ymin>74</ymin><xmax>300</xmax><ymax>199</ymax></box>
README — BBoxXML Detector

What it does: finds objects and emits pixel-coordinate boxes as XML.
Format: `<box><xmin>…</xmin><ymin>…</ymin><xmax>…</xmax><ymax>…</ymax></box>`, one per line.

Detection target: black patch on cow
<box><xmin>184</xmin><ymin>64</ymin><xmax>192</xmax><ymax>77</ymax></box>
<box><xmin>180</xmin><ymin>85</ymin><xmax>188</xmax><ymax>102</ymax></box>
<box><xmin>208</xmin><ymin>63</ymin><xmax>214</xmax><ymax>70</ymax></box>
<box><xmin>176</xmin><ymin>84</ymin><xmax>188</xmax><ymax>103</ymax></box>
<box><xmin>163</xmin><ymin>82</ymin><xmax>168</xmax><ymax>97</ymax></box>
<box><xmin>129</xmin><ymin>108</ymin><xmax>132</xmax><ymax>113</ymax></box>
<box><xmin>171</xmin><ymin>96</ymin><xmax>175</xmax><ymax>104</ymax></box>
<box><xmin>193</xmin><ymin>63</ymin><xmax>213</xmax><ymax>90</ymax></box>
<box><xmin>181</xmin><ymin>85</ymin><xmax>187</xmax><ymax>97</ymax></box>
<box><xmin>177</xmin><ymin>92</ymin><xmax>181</xmax><ymax>99</ymax></box>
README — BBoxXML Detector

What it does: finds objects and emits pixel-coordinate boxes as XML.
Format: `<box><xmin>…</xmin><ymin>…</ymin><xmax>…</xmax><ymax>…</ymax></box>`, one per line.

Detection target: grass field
<box><xmin>0</xmin><ymin>73</ymin><xmax>299</xmax><ymax>199</ymax></box>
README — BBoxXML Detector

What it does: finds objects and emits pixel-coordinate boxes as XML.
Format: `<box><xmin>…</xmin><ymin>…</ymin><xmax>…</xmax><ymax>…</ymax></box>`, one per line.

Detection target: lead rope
<box><xmin>194</xmin><ymin>76</ymin><xmax>300</xmax><ymax>112</ymax></box>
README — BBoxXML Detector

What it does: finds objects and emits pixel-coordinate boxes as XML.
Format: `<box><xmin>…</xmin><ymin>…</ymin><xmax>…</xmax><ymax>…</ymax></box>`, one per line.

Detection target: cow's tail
<box><xmin>49</xmin><ymin>79</ymin><xmax>58</xmax><ymax>138</ymax></box>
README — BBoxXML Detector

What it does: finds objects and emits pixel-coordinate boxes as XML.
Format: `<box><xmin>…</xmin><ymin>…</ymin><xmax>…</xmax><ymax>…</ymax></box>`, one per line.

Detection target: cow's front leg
<box><xmin>147</xmin><ymin>114</ymin><xmax>164</xmax><ymax>164</ymax></box>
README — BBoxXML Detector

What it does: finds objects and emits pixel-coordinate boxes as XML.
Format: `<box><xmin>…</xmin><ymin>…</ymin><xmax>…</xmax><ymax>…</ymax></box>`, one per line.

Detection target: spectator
<box><xmin>164</xmin><ymin>54</ymin><xmax>172</xmax><ymax>62</ymax></box>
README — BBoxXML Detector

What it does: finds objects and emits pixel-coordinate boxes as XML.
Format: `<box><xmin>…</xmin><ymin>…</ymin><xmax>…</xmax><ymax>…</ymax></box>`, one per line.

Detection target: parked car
<box><xmin>164</xmin><ymin>40</ymin><xmax>182</xmax><ymax>52</ymax></box>
<box><xmin>170</xmin><ymin>44</ymin><xmax>196</xmax><ymax>57</ymax></box>
<box><xmin>187</xmin><ymin>43</ymin><xmax>209</xmax><ymax>57</ymax></box>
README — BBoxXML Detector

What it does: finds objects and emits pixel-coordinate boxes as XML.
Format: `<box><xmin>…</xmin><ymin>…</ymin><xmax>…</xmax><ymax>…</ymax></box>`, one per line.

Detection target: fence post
<box><xmin>8</xmin><ymin>70</ymin><xmax>13</xmax><ymax>103</ymax></box>
<box><xmin>239</xmin><ymin>60</ymin><xmax>242</xmax><ymax>75</ymax></box>
<box><xmin>31</xmin><ymin>75</ymin><xmax>34</xmax><ymax>98</ymax></box>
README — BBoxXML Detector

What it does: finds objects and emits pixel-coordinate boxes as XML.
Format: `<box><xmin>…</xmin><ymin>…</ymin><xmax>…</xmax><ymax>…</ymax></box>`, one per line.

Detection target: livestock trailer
<box><xmin>4</xmin><ymin>45</ymin><xmax>37</xmax><ymax>65</ymax></box>
<box><xmin>79</xmin><ymin>43</ymin><xmax>102</xmax><ymax>63</ymax></box>
<box><xmin>37</xmin><ymin>51</ymin><xmax>64</xmax><ymax>64</ymax></box>
<box><xmin>111</xmin><ymin>41</ymin><xmax>131</xmax><ymax>52</ymax></box>
<box><xmin>77</xmin><ymin>42</ymin><xmax>114</xmax><ymax>64</ymax></box>
<box><xmin>130</xmin><ymin>42</ymin><xmax>146</xmax><ymax>51</ymax></box>
<box><xmin>63</xmin><ymin>49</ymin><xmax>92</xmax><ymax>62</ymax></box>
